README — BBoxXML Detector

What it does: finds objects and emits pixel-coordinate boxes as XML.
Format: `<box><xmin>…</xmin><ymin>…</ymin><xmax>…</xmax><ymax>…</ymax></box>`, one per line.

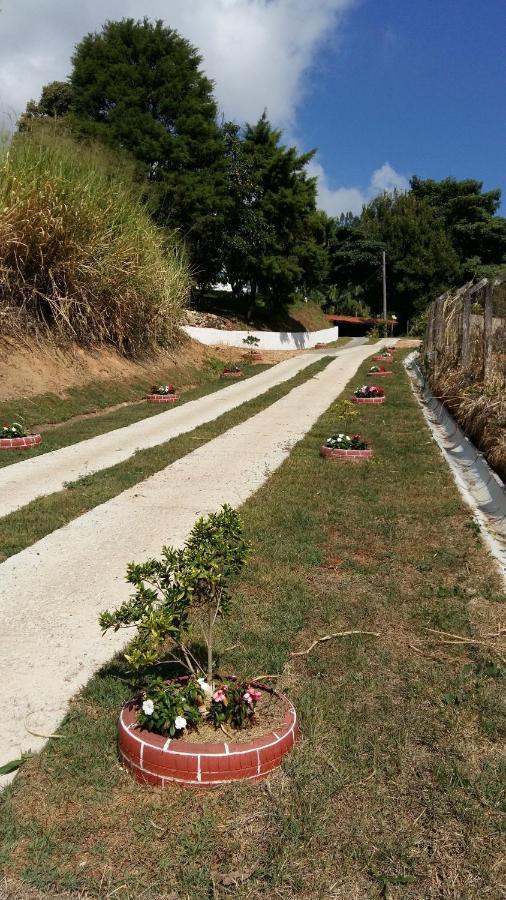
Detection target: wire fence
<box><xmin>423</xmin><ymin>275</ymin><xmax>506</xmax><ymax>483</ymax></box>
<box><xmin>425</xmin><ymin>274</ymin><xmax>506</xmax><ymax>385</ymax></box>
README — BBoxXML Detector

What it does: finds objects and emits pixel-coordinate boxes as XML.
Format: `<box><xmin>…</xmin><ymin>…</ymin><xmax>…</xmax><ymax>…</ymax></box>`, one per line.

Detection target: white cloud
<box><xmin>310</xmin><ymin>159</ymin><xmax>409</xmax><ymax>216</ymax></box>
<box><xmin>0</xmin><ymin>1</ymin><xmax>408</xmax><ymax>220</ymax></box>
<box><xmin>0</xmin><ymin>0</ymin><xmax>355</xmax><ymax>127</ymax></box>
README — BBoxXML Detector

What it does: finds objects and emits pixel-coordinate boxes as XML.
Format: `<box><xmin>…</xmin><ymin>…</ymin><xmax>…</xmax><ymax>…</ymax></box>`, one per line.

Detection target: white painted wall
<box><xmin>182</xmin><ymin>325</ymin><xmax>339</xmax><ymax>350</ymax></box>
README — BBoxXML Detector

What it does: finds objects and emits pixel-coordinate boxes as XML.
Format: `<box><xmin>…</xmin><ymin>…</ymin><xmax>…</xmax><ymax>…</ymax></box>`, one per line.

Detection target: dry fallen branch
<box><xmin>408</xmin><ymin>642</ymin><xmax>465</xmax><ymax>664</ymax></box>
<box><xmin>291</xmin><ymin>630</ymin><xmax>380</xmax><ymax>657</ymax></box>
<box><xmin>427</xmin><ymin>629</ymin><xmax>506</xmax><ymax>664</ymax></box>
<box><xmin>24</xmin><ymin>716</ymin><xmax>64</xmax><ymax>740</ymax></box>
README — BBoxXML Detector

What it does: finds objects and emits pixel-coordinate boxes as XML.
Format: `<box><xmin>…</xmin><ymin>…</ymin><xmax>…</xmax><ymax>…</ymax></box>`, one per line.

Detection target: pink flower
<box><xmin>213</xmin><ymin>689</ymin><xmax>227</xmax><ymax>703</ymax></box>
<box><xmin>244</xmin><ymin>686</ymin><xmax>262</xmax><ymax>706</ymax></box>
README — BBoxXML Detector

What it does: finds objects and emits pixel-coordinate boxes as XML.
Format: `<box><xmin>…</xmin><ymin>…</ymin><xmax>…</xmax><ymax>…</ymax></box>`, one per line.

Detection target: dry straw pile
<box><xmin>0</xmin><ymin>129</ymin><xmax>191</xmax><ymax>356</ymax></box>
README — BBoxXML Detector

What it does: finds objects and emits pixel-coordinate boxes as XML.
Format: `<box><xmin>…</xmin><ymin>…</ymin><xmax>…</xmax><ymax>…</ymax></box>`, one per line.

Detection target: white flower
<box><xmin>174</xmin><ymin>715</ymin><xmax>187</xmax><ymax>730</ymax></box>
<box><xmin>197</xmin><ymin>677</ymin><xmax>213</xmax><ymax>695</ymax></box>
<box><xmin>142</xmin><ymin>699</ymin><xmax>154</xmax><ymax>716</ymax></box>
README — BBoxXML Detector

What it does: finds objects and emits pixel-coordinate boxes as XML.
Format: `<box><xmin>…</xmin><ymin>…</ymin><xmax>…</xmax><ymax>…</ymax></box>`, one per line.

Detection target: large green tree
<box><xmin>70</xmin><ymin>17</ymin><xmax>227</xmax><ymax>287</ymax></box>
<box><xmin>410</xmin><ymin>176</ymin><xmax>506</xmax><ymax>277</ymax></box>
<box><xmin>221</xmin><ymin>113</ymin><xmax>327</xmax><ymax>310</ymax></box>
<box><xmin>360</xmin><ymin>191</ymin><xmax>460</xmax><ymax>322</ymax></box>
<box><xmin>19</xmin><ymin>81</ymin><xmax>73</xmax><ymax>129</ymax></box>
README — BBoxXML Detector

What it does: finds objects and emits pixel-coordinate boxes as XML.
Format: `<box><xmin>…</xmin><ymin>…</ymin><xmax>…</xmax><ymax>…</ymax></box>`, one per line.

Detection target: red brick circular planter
<box><xmin>243</xmin><ymin>352</ymin><xmax>262</xmax><ymax>361</ymax></box>
<box><xmin>320</xmin><ymin>444</ymin><xmax>373</xmax><ymax>461</ymax></box>
<box><xmin>220</xmin><ymin>371</ymin><xmax>243</xmax><ymax>379</ymax></box>
<box><xmin>368</xmin><ymin>370</ymin><xmax>393</xmax><ymax>377</ymax></box>
<box><xmin>0</xmin><ymin>434</ymin><xmax>42</xmax><ymax>451</ymax></box>
<box><xmin>351</xmin><ymin>396</ymin><xmax>385</xmax><ymax>405</ymax></box>
<box><xmin>118</xmin><ymin>685</ymin><xmax>299</xmax><ymax>787</ymax></box>
<box><xmin>146</xmin><ymin>394</ymin><xmax>179</xmax><ymax>404</ymax></box>
<box><xmin>314</xmin><ymin>343</ymin><xmax>327</xmax><ymax>349</ymax></box>
<box><xmin>372</xmin><ymin>355</ymin><xmax>394</xmax><ymax>362</ymax></box>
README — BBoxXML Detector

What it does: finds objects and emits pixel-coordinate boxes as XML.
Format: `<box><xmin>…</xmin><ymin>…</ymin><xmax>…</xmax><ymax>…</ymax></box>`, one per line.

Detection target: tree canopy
<box><xmin>70</xmin><ymin>17</ymin><xmax>227</xmax><ymax>287</ymax></box>
<box><xmin>220</xmin><ymin>113</ymin><xmax>327</xmax><ymax>309</ymax></box>
<box><xmin>15</xmin><ymin>17</ymin><xmax>506</xmax><ymax>322</ymax></box>
<box><xmin>410</xmin><ymin>176</ymin><xmax>506</xmax><ymax>277</ymax></box>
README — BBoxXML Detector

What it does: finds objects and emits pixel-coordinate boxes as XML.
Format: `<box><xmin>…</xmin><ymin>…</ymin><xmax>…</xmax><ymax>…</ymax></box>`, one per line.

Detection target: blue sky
<box><xmin>1</xmin><ymin>0</ymin><xmax>504</xmax><ymax>215</ymax></box>
<box><xmin>299</xmin><ymin>0</ymin><xmax>506</xmax><ymax>212</ymax></box>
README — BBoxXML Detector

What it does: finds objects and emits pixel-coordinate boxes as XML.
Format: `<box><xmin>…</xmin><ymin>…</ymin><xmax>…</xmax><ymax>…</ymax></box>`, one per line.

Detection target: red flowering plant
<box><xmin>353</xmin><ymin>385</ymin><xmax>385</xmax><ymax>398</ymax></box>
<box><xmin>209</xmin><ymin>680</ymin><xmax>263</xmax><ymax>729</ymax></box>
<box><xmin>1</xmin><ymin>421</ymin><xmax>26</xmax><ymax>439</ymax></box>
<box><xmin>150</xmin><ymin>384</ymin><xmax>176</xmax><ymax>395</ymax></box>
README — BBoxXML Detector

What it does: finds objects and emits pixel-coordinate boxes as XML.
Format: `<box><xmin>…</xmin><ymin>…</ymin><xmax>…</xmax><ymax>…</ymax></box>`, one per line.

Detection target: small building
<box><xmin>326</xmin><ymin>315</ymin><xmax>398</xmax><ymax>337</ymax></box>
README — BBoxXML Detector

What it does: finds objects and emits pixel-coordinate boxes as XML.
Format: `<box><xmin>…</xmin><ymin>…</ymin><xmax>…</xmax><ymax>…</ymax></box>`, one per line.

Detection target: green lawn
<box><xmin>1</xmin><ymin>352</ymin><xmax>504</xmax><ymax>899</ymax></box>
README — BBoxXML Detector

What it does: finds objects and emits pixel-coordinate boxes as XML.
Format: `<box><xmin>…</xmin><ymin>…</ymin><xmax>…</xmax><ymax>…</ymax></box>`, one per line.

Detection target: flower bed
<box><xmin>0</xmin><ymin>422</ymin><xmax>42</xmax><ymax>450</ymax></box>
<box><xmin>100</xmin><ymin>506</ymin><xmax>299</xmax><ymax>789</ymax></box>
<box><xmin>367</xmin><ymin>365</ymin><xmax>393</xmax><ymax>377</ymax></box>
<box><xmin>372</xmin><ymin>353</ymin><xmax>394</xmax><ymax>363</ymax></box>
<box><xmin>320</xmin><ymin>433</ymin><xmax>373</xmax><ymax>461</ymax></box>
<box><xmin>221</xmin><ymin>366</ymin><xmax>243</xmax><ymax>379</ymax></box>
<box><xmin>118</xmin><ymin>682</ymin><xmax>298</xmax><ymax>787</ymax></box>
<box><xmin>147</xmin><ymin>385</ymin><xmax>179</xmax><ymax>404</ymax></box>
<box><xmin>352</xmin><ymin>385</ymin><xmax>385</xmax><ymax>405</ymax></box>
<box><xmin>242</xmin><ymin>351</ymin><xmax>262</xmax><ymax>361</ymax></box>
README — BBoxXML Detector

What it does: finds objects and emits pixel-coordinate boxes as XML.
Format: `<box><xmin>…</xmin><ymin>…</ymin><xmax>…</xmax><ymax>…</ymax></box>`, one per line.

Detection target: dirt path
<box><xmin>0</xmin><ymin>350</ymin><xmax>344</xmax><ymax>519</ymax></box>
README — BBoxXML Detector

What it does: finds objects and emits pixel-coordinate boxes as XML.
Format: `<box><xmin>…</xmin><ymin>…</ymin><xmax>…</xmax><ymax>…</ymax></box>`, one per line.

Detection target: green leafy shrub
<box><xmin>99</xmin><ymin>505</ymin><xmax>250</xmax><ymax>685</ymax></box>
<box><xmin>137</xmin><ymin>677</ymin><xmax>205</xmax><ymax>737</ymax></box>
<box><xmin>0</xmin><ymin>127</ymin><xmax>191</xmax><ymax>356</ymax></box>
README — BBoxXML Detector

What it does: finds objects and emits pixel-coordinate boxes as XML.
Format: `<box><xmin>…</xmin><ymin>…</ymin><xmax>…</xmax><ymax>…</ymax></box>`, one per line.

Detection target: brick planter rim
<box><xmin>320</xmin><ymin>444</ymin><xmax>373</xmax><ymax>460</ymax></box>
<box><xmin>118</xmin><ymin>682</ymin><xmax>298</xmax><ymax>787</ymax></box>
<box><xmin>221</xmin><ymin>371</ymin><xmax>243</xmax><ymax>378</ymax></box>
<box><xmin>352</xmin><ymin>395</ymin><xmax>385</xmax><ymax>404</ymax></box>
<box><xmin>0</xmin><ymin>434</ymin><xmax>42</xmax><ymax>450</ymax></box>
<box><xmin>372</xmin><ymin>355</ymin><xmax>394</xmax><ymax>362</ymax></box>
<box><xmin>146</xmin><ymin>393</ymin><xmax>179</xmax><ymax>403</ymax></box>
<box><xmin>367</xmin><ymin>370</ymin><xmax>393</xmax><ymax>376</ymax></box>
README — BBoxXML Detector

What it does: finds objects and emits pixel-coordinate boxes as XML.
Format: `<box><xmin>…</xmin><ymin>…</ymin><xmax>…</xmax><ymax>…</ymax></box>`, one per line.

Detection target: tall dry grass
<box><xmin>0</xmin><ymin>128</ymin><xmax>191</xmax><ymax>356</ymax></box>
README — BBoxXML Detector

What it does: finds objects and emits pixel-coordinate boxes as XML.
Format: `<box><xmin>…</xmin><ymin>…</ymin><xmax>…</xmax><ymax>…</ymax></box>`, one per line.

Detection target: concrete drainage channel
<box><xmin>405</xmin><ymin>352</ymin><xmax>506</xmax><ymax>585</ymax></box>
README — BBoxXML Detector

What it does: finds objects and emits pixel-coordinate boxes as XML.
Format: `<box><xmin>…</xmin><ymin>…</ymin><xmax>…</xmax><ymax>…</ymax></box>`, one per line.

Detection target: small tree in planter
<box><xmin>242</xmin><ymin>334</ymin><xmax>261</xmax><ymax>362</ymax></box>
<box><xmin>100</xmin><ymin>505</ymin><xmax>249</xmax><ymax>688</ymax></box>
<box><xmin>101</xmin><ymin>507</ymin><xmax>299</xmax><ymax>783</ymax></box>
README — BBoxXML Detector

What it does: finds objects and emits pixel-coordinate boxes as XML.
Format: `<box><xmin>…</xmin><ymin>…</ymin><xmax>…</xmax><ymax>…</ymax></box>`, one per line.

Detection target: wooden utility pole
<box><xmin>382</xmin><ymin>251</ymin><xmax>387</xmax><ymax>337</ymax></box>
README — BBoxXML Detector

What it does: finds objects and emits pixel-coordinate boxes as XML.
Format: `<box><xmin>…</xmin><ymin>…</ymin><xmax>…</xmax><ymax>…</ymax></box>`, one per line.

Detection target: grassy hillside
<box><xmin>0</xmin><ymin>128</ymin><xmax>190</xmax><ymax>356</ymax></box>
